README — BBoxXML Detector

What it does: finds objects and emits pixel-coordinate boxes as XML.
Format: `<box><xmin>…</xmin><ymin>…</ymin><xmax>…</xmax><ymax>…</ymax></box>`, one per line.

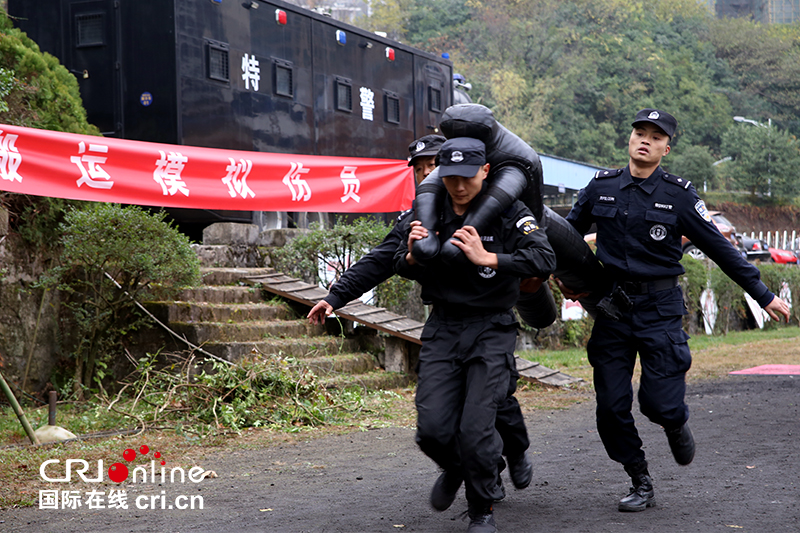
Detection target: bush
<box><xmin>44</xmin><ymin>204</ymin><xmax>201</xmax><ymax>398</ymax></box>
<box><xmin>269</xmin><ymin>217</ymin><xmax>415</xmax><ymax>313</ymax></box>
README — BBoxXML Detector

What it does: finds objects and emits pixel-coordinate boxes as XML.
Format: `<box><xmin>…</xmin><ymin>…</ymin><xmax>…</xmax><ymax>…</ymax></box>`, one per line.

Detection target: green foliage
<box><xmin>43</xmin><ymin>204</ymin><xmax>201</xmax><ymax>398</ymax></box>
<box><xmin>116</xmin><ymin>351</ymin><xmax>386</xmax><ymax>435</ymax></box>
<box><xmin>269</xmin><ymin>217</ymin><xmax>415</xmax><ymax>312</ymax></box>
<box><xmin>721</xmin><ymin>122</ymin><xmax>800</xmax><ymax>200</ymax></box>
<box><xmin>0</xmin><ymin>8</ymin><xmax>99</xmax><ymax>134</ymax></box>
<box><xmin>708</xmin><ymin>263</ymin><xmax>745</xmax><ymax>335</ymax></box>
<box><xmin>679</xmin><ymin>254</ymin><xmax>709</xmax><ymax>331</ymax></box>
<box><xmin>669</xmin><ymin>145</ymin><xmax>717</xmax><ymax>192</ymax></box>
<box><xmin>756</xmin><ymin>263</ymin><xmax>800</xmax><ymax>328</ymax></box>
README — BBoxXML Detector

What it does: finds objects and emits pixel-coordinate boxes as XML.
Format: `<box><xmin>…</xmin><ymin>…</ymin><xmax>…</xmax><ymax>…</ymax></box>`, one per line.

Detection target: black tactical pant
<box><xmin>415</xmin><ymin>307</ymin><xmax>520</xmax><ymax>506</ymax></box>
<box><xmin>588</xmin><ymin>285</ymin><xmax>691</xmax><ymax>467</ymax></box>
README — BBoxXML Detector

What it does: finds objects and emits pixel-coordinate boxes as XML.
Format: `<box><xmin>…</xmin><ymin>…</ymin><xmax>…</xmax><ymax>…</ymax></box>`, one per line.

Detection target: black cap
<box><xmin>438</xmin><ymin>137</ymin><xmax>486</xmax><ymax>178</ymax></box>
<box><xmin>407</xmin><ymin>134</ymin><xmax>446</xmax><ymax>166</ymax></box>
<box><xmin>632</xmin><ymin>108</ymin><xmax>677</xmax><ymax>138</ymax></box>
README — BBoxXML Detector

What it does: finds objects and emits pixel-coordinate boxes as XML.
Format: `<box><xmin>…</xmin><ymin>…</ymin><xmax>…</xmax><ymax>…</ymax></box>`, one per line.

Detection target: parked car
<box><xmin>681</xmin><ymin>211</ymin><xmax>737</xmax><ymax>260</ymax></box>
<box><xmin>734</xmin><ymin>234</ymin><xmax>772</xmax><ymax>262</ymax></box>
<box><xmin>769</xmin><ymin>246</ymin><xmax>798</xmax><ymax>264</ymax></box>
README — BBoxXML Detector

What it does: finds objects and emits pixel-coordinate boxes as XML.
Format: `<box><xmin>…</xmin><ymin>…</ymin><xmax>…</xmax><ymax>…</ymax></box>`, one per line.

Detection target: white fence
<box><xmin>746</xmin><ymin>230</ymin><xmax>800</xmax><ymax>251</ymax></box>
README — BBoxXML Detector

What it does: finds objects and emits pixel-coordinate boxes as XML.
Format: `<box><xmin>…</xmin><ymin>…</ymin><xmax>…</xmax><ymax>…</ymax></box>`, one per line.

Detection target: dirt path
<box><xmin>1</xmin><ymin>375</ymin><xmax>798</xmax><ymax>533</ymax></box>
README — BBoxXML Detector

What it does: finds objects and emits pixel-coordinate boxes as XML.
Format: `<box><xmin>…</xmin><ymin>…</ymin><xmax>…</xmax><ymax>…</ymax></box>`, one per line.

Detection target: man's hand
<box><xmin>553</xmin><ymin>276</ymin><xmax>589</xmax><ymax>301</ymax></box>
<box><xmin>405</xmin><ymin>220</ymin><xmax>428</xmax><ymax>266</ymax></box>
<box><xmin>450</xmin><ymin>226</ymin><xmax>497</xmax><ymax>268</ymax></box>
<box><xmin>764</xmin><ymin>295</ymin><xmax>791</xmax><ymax>322</ymax></box>
<box><xmin>308</xmin><ymin>300</ymin><xmax>334</xmax><ymax>325</ymax></box>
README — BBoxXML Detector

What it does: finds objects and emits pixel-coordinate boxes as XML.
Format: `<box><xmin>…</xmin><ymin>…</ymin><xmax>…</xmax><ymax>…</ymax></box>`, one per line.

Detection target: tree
<box><xmin>721</xmin><ymin>123</ymin><xmax>800</xmax><ymax>200</ymax></box>
<box><xmin>48</xmin><ymin>205</ymin><xmax>201</xmax><ymax>399</ymax></box>
<box><xmin>667</xmin><ymin>144</ymin><xmax>716</xmax><ymax>193</ymax></box>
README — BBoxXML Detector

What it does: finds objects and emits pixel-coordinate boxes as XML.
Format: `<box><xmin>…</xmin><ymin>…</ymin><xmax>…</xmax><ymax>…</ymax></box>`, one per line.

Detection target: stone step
<box><xmin>170</xmin><ymin>320</ymin><xmax>325</xmax><ymax>344</ymax></box>
<box><xmin>320</xmin><ymin>369</ymin><xmax>412</xmax><ymax>391</ymax></box>
<box><xmin>146</xmin><ymin>301</ymin><xmax>294</xmax><ymax>324</ymax></box>
<box><xmin>200</xmin><ymin>267</ymin><xmax>275</xmax><ymax>286</ymax></box>
<box><xmin>299</xmin><ymin>353</ymin><xmax>380</xmax><ymax>377</ymax></box>
<box><xmin>200</xmin><ymin>336</ymin><xmax>359</xmax><ymax>363</ymax></box>
<box><xmin>176</xmin><ymin>286</ymin><xmax>264</xmax><ymax>304</ymax></box>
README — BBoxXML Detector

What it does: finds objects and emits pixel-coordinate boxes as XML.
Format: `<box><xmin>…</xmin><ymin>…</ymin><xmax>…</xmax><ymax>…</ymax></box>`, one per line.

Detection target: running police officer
<box><xmin>308</xmin><ymin>134</ymin><xmax>537</xmax><ymax>498</ymax></box>
<box><xmin>560</xmin><ymin>108</ymin><xmax>791</xmax><ymax>512</ymax></box>
<box><xmin>395</xmin><ymin>137</ymin><xmax>556</xmax><ymax>533</ymax></box>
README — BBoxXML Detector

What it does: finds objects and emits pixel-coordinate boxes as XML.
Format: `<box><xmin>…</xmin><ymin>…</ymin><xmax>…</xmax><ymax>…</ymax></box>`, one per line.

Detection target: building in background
<box><xmin>712</xmin><ymin>0</ymin><xmax>800</xmax><ymax>23</ymax></box>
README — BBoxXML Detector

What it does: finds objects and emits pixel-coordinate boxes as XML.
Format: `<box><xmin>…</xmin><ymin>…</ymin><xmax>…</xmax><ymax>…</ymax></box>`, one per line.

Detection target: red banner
<box><xmin>0</xmin><ymin>124</ymin><xmax>415</xmax><ymax>213</ymax></box>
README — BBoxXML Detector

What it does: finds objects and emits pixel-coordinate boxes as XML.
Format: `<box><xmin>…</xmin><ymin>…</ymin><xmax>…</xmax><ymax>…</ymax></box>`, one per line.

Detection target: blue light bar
<box><xmin>336</xmin><ymin>30</ymin><xmax>346</xmax><ymax>45</ymax></box>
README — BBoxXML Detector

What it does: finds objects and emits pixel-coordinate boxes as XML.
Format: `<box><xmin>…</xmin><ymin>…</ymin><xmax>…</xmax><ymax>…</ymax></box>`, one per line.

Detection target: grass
<box><xmin>2</xmin><ymin>325</ymin><xmax>798</xmax><ymax>509</ymax></box>
<box><xmin>518</xmin><ymin>325</ymin><xmax>800</xmax><ymax>384</ymax></box>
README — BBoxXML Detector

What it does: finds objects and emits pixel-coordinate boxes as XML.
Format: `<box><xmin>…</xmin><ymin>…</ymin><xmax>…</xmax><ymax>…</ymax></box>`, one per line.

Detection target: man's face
<box><xmin>412</xmin><ymin>156</ymin><xmax>437</xmax><ymax>185</ymax></box>
<box><xmin>441</xmin><ymin>163</ymin><xmax>489</xmax><ymax>213</ymax></box>
<box><xmin>629</xmin><ymin>123</ymin><xmax>670</xmax><ymax>165</ymax></box>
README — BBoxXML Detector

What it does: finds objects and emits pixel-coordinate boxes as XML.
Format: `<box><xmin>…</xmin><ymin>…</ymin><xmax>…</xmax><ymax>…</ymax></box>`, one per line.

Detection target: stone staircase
<box><xmin>143</xmin><ymin>266</ymin><xmax>412</xmax><ymax>391</ymax></box>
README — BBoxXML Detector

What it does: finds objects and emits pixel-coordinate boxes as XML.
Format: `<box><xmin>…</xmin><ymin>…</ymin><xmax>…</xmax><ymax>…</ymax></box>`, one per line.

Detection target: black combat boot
<box><xmin>466</xmin><ymin>502</ymin><xmax>497</xmax><ymax>533</ymax></box>
<box><xmin>430</xmin><ymin>470</ymin><xmax>463</xmax><ymax>511</ymax></box>
<box><xmin>665</xmin><ymin>423</ymin><xmax>695</xmax><ymax>465</ymax></box>
<box><xmin>619</xmin><ymin>461</ymin><xmax>655</xmax><ymax>512</ymax></box>
<box><xmin>507</xmin><ymin>452</ymin><xmax>533</xmax><ymax>489</ymax></box>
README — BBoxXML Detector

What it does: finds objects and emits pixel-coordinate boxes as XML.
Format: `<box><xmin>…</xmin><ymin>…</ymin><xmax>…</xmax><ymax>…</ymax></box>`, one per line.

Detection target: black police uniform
<box><xmin>566</xmin><ymin>165</ymin><xmax>775</xmax><ymax>469</ymax></box>
<box><xmin>324</xmin><ymin>225</ymin><xmax>532</xmax><ymax>464</ymax></box>
<box><xmin>395</xmin><ymin>192</ymin><xmax>555</xmax><ymax>506</ymax></box>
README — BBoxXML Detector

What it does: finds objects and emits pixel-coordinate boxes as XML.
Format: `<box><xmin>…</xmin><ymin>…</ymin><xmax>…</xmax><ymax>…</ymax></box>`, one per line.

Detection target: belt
<box><xmin>618</xmin><ymin>276</ymin><xmax>678</xmax><ymax>295</ymax></box>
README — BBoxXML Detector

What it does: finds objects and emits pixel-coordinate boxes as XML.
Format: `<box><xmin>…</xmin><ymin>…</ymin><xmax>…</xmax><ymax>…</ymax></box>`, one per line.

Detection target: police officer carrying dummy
<box><xmin>560</xmin><ymin>108</ymin><xmax>791</xmax><ymax>512</ymax></box>
<box><xmin>395</xmin><ymin>137</ymin><xmax>556</xmax><ymax>533</ymax></box>
<box><xmin>309</xmin><ymin>134</ymin><xmax>538</xmax><ymax>511</ymax></box>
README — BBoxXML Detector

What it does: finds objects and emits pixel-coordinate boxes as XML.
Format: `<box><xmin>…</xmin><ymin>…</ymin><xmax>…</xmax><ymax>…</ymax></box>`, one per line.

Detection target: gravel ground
<box><xmin>1</xmin><ymin>375</ymin><xmax>797</xmax><ymax>533</ymax></box>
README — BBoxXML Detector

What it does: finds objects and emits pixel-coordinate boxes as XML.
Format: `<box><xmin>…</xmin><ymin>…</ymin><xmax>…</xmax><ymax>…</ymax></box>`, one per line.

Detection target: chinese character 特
<box><xmin>242</xmin><ymin>53</ymin><xmax>260</xmax><ymax>91</ymax></box>
<box><xmin>71</xmin><ymin>141</ymin><xmax>114</xmax><ymax>189</ymax></box>
<box><xmin>107</xmin><ymin>489</ymin><xmax>129</xmax><ymax>510</ymax></box>
<box><xmin>222</xmin><ymin>158</ymin><xmax>255</xmax><ymax>199</ymax></box>
<box><xmin>340</xmin><ymin>166</ymin><xmax>360</xmax><ymax>203</ymax></box>
<box><xmin>0</xmin><ymin>130</ymin><xmax>22</xmax><ymax>183</ymax></box>
<box><xmin>153</xmin><ymin>150</ymin><xmax>190</xmax><ymax>197</ymax></box>
<box><xmin>38</xmin><ymin>489</ymin><xmax>59</xmax><ymax>510</ymax></box>
<box><xmin>360</xmin><ymin>87</ymin><xmax>375</xmax><ymax>121</ymax></box>
<box><xmin>282</xmin><ymin>162</ymin><xmax>312</xmax><ymax>202</ymax></box>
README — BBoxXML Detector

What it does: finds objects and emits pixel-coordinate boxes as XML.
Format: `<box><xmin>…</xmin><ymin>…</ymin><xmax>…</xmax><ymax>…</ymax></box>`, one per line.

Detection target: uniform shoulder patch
<box><xmin>594</xmin><ymin>168</ymin><xmax>623</xmax><ymax>179</ymax></box>
<box><xmin>694</xmin><ymin>199</ymin><xmax>712</xmax><ymax>222</ymax></box>
<box><xmin>516</xmin><ymin>215</ymin><xmax>539</xmax><ymax>235</ymax></box>
<box><xmin>662</xmin><ymin>173</ymin><xmax>691</xmax><ymax>190</ymax></box>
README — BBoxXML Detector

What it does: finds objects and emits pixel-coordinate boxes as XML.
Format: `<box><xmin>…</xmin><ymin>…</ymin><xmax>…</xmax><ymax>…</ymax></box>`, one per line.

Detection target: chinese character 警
<box><xmin>360</xmin><ymin>87</ymin><xmax>375</xmax><ymax>121</ymax></box>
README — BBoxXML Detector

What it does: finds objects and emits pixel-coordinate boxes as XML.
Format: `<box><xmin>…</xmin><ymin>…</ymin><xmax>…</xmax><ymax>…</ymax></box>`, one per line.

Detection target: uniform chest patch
<box><xmin>516</xmin><ymin>216</ymin><xmax>538</xmax><ymax>235</ymax></box>
<box><xmin>598</xmin><ymin>195</ymin><xmax>616</xmax><ymax>203</ymax></box>
<box><xmin>481</xmin><ymin>235</ymin><xmax>494</xmax><ymax>242</ymax></box>
<box><xmin>695</xmin><ymin>200</ymin><xmax>711</xmax><ymax>222</ymax></box>
<box><xmin>478</xmin><ymin>266</ymin><xmax>497</xmax><ymax>279</ymax></box>
<box><xmin>654</xmin><ymin>202</ymin><xmax>673</xmax><ymax>211</ymax></box>
<box><xmin>650</xmin><ymin>224</ymin><xmax>667</xmax><ymax>241</ymax></box>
